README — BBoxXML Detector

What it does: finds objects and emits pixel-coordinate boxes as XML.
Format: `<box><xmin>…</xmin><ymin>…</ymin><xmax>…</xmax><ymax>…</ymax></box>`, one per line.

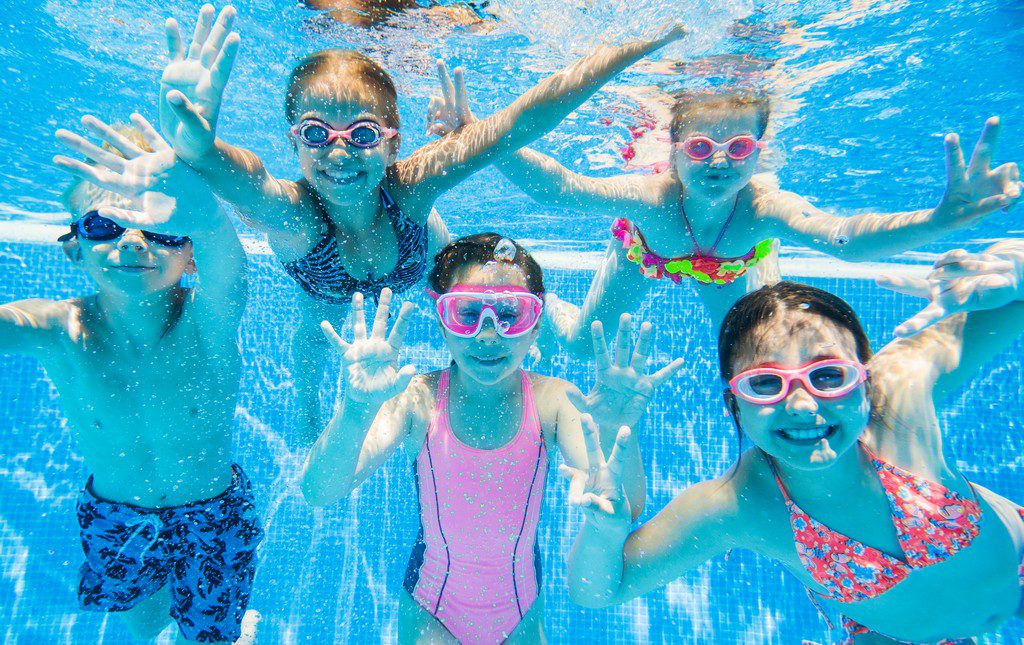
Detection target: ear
<box><xmin>387</xmin><ymin>132</ymin><xmax>402</xmax><ymax>166</ymax></box>
<box><xmin>722</xmin><ymin>389</ymin><xmax>742</xmax><ymax>427</ymax></box>
<box><xmin>61</xmin><ymin>238</ymin><xmax>83</xmax><ymax>265</ymax></box>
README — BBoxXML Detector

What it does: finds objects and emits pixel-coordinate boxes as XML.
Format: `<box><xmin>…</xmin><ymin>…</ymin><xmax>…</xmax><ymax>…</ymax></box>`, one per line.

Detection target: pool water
<box><xmin>1</xmin><ymin>0</ymin><xmax>1023</xmax><ymax>642</ymax></box>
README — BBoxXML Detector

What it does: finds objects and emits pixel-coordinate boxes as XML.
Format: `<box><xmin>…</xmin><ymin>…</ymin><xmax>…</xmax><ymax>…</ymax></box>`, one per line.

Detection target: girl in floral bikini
<box><xmin>560</xmin><ymin>239</ymin><xmax>1024</xmax><ymax>643</ymax></box>
<box><xmin>429</xmin><ymin>77</ymin><xmax>1023</xmax><ymax>356</ymax></box>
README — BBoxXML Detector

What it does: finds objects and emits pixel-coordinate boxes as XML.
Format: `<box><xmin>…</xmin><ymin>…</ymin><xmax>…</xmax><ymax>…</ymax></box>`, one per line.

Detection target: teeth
<box><xmin>324</xmin><ymin>168</ymin><xmax>359</xmax><ymax>181</ymax></box>
<box><xmin>781</xmin><ymin>426</ymin><xmax>832</xmax><ymax>441</ymax></box>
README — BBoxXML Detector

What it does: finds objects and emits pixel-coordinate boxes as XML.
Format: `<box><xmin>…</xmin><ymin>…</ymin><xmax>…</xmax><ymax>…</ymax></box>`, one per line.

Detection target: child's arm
<box><xmin>0</xmin><ymin>299</ymin><xmax>66</xmax><ymax>358</ymax></box>
<box><xmin>560</xmin><ymin>420</ymin><xmax>737</xmax><ymax>607</ymax></box>
<box><xmin>394</xmin><ymin>25</ymin><xmax>686</xmax><ymax>213</ymax></box>
<box><xmin>158</xmin><ymin>6</ymin><xmax>308</xmax><ymax>246</ymax></box>
<box><xmin>759</xmin><ymin>118</ymin><xmax>1022</xmax><ymax>262</ymax></box>
<box><xmin>425</xmin><ymin>64</ymin><xmax>654</xmax><ymax>217</ymax></box>
<box><xmin>558</xmin><ymin>314</ymin><xmax>684</xmax><ymax>517</ymax></box>
<box><xmin>874</xmin><ymin>239</ymin><xmax>1024</xmax><ymax>402</ymax></box>
<box><xmin>53</xmin><ymin>113</ymin><xmax>248</xmax><ymax>323</ymax></box>
<box><xmin>300</xmin><ymin>290</ymin><xmax>419</xmax><ymax>505</ymax></box>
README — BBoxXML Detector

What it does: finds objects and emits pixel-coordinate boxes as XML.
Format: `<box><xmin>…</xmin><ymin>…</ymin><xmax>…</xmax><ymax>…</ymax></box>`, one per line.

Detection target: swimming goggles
<box><xmin>677</xmin><ymin>135</ymin><xmax>762</xmax><ymax>161</ymax></box>
<box><xmin>60</xmin><ymin>211</ymin><xmax>191</xmax><ymax>247</ymax></box>
<box><xmin>428</xmin><ymin>284</ymin><xmax>543</xmax><ymax>338</ymax></box>
<box><xmin>728</xmin><ymin>358</ymin><xmax>867</xmax><ymax>405</ymax></box>
<box><xmin>289</xmin><ymin>118</ymin><xmax>398</xmax><ymax>149</ymax></box>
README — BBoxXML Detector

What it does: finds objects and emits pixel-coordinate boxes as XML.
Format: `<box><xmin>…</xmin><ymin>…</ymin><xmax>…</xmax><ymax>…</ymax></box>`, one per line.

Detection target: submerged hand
<box><xmin>53</xmin><ymin>113</ymin><xmax>211</xmax><ymax>234</ymax></box>
<box><xmin>931</xmin><ymin>117</ymin><xmax>1023</xmax><ymax>229</ymax></box>
<box><xmin>159</xmin><ymin>4</ymin><xmax>240</xmax><ymax>161</ymax></box>
<box><xmin>559</xmin><ymin>417</ymin><xmax>633</xmax><ymax>533</ymax></box>
<box><xmin>425</xmin><ymin>59</ymin><xmax>476</xmax><ymax>136</ymax></box>
<box><xmin>878</xmin><ymin>248</ymin><xmax>1022</xmax><ymax>337</ymax></box>
<box><xmin>569</xmin><ymin>314</ymin><xmax>684</xmax><ymax>430</ymax></box>
<box><xmin>322</xmin><ymin>289</ymin><xmax>417</xmax><ymax>407</ymax></box>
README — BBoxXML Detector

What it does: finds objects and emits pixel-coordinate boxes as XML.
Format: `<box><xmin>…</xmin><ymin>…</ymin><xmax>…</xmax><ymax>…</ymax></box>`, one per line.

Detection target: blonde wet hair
<box><xmin>61</xmin><ymin>124</ymin><xmax>152</xmax><ymax>218</ymax></box>
<box><xmin>284</xmin><ymin>49</ymin><xmax>400</xmax><ymax>131</ymax></box>
<box><xmin>668</xmin><ymin>90</ymin><xmax>771</xmax><ymax>143</ymax></box>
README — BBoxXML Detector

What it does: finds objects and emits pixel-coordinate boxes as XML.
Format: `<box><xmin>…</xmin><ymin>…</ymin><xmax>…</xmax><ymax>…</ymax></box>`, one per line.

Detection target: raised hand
<box><xmin>878</xmin><ymin>248</ymin><xmax>1022</xmax><ymax>337</ymax></box>
<box><xmin>321</xmin><ymin>289</ymin><xmax>417</xmax><ymax>406</ymax></box>
<box><xmin>53</xmin><ymin>113</ymin><xmax>211</xmax><ymax>233</ymax></box>
<box><xmin>932</xmin><ymin>117</ymin><xmax>1023</xmax><ymax>229</ymax></box>
<box><xmin>568</xmin><ymin>314</ymin><xmax>684</xmax><ymax>431</ymax></box>
<box><xmin>559</xmin><ymin>416</ymin><xmax>633</xmax><ymax>533</ymax></box>
<box><xmin>425</xmin><ymin>59</ymin><xmax>475</xmax><ymax>136</ymax></box>
<box><xmin>159</xmin><ymin>4</ymin><xmax>240</xmax><ymax>162</ymax></box>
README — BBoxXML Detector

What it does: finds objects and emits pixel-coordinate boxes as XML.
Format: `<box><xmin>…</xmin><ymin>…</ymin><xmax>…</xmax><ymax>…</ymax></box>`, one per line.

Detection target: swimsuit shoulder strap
<box><xmin>762</xmin><ymin>451</ymin><xmax>795</xmax><ymax>504</ymax></box>
<box><xmin>519</xmin><ymin>370</ymin><xmax>545</xmax><ymax>445</ymax></box>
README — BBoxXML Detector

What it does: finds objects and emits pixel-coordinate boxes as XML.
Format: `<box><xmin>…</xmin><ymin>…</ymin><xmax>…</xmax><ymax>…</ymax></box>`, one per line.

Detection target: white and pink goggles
<box><xmin>677</xmin><ymin>135</ymin><xmax>762</xmax><ymax>161</ymax></box>
<box><xmin>428</xmin><ymin>284</ymin><xmax>543</xmax><ymax>338</ymax></box>
<box><xmin>728</xmin><ymin>358</ymin><xmax>867</xmax><ymax>405</ymax></box>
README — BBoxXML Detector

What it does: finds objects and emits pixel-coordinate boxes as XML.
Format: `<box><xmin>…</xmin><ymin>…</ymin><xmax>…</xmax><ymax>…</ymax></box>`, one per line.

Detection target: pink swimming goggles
<box><xmin>428</xmin><ymin>284</ymin><xmax>543</xmax><ymax>338</ymax></box>
<box><xmin>677</xmin><ymin>135</ymin><xmax>762</xmax><ymax>161</ymax></box>
<box><xmin>728</xmin><ymin>358</ymin><xmax>867</xmax><ymax>405</ymax></box>
<box><xmin>289</xmin><ymin>118</ymin><xmax>398</xmax><ymax>149</ymax></box>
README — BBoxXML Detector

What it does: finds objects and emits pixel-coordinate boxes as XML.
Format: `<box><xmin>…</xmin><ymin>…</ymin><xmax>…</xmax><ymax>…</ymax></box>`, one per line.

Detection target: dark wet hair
<box><xmin>718</xmin><ymin>281</ymin><xmax>876</xmax><ymax>471</ymax></box>
<box><xmin>669</xmin><ymin>90</ymin><xmax>771</xmax><ymax>143</ymax></box>
<box><xmin>428</xmin><ymin>233</ymin><xmax>545</xmax><ymax>296</ymax></box>
<box><xmin>284</xmin><ymin>49</ymin><xmax>400</xmax><ymax>130</ymax></box>
<box><xmin>718</xmin><ymin>281</ymin><xmax>872</xmax><ymax>382</ymax></box>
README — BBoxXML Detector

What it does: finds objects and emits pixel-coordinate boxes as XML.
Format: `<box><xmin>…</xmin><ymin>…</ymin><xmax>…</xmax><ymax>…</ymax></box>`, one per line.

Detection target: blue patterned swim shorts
<box><xmin>76</xmin><ymin>465</ymin><xmax>263</xmax><ymax>642</ymax></box>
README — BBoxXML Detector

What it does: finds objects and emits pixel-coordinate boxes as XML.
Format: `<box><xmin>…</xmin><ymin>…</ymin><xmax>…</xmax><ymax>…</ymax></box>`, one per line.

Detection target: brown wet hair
<box><xmin>429</xmin><ymin>233</ymin><xmax>545</xmax><ymax>297</ymax></box>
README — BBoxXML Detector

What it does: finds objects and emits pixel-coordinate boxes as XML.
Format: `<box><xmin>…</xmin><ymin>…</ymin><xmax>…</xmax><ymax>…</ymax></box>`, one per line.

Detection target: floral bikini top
<box><xmin>611</xmin><ymin>216</ymin><xmax>773</xmax><ymax>286</ymax></box>
<box><xmin>766</xmin><ymin>445</ymin><xmax>982</xmax><ymax>604</ymax></box>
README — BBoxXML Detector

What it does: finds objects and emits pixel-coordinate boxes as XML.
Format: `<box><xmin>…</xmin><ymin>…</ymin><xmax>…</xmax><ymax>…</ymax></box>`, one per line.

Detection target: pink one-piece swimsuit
<box><xmin>404</xmin><ymin>369</ymin><xmax>549</xmax><ymax>644</ymax></box>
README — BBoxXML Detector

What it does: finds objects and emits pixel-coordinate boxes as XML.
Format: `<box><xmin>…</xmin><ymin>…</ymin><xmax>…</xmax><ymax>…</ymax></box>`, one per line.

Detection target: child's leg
<box><xmin>398</xmin><ymin>590</ymin><xmax>459</xmax><ymax>644</ymax></box>
<box><xmin>119</xmin><ymin>584</ymin><xmax>173</xmax><ymax>640</ymax></box>
<box><xmin>505</xmin><ymin>593</ymin><xmax>547</xmax><ymax>644</ymax></box>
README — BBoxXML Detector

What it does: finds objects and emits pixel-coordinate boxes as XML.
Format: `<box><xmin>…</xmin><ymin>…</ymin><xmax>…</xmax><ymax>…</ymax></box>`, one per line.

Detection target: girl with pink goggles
<box><xmin>728</xmin><ymin>358</ymin><xmax>867</xmax><ymax>405</ymax></box>
<box><xmin>428</xmin><ymin>284</ymin><xmax>544</xmax><ymax>338</ymax></box>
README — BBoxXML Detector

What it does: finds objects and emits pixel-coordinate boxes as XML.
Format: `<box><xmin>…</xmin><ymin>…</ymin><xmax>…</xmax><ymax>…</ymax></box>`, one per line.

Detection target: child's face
<box><xmin>440</xmin><ymin>263</ymin><xmax>540</xmax><ymax>386</ymax></box>
<box><xmin>672</xmin><ymin>107</ymin><xmax>762</xmax><ymax>198</ymax></box>
<box><xmin>65</xmin><ymin>212</ymin><xmax>195</xmax><ymax>296</ymax></box>
<box><xmin>728</xmin><ymin>309</ymin><xmax>870</xmax><ymax>470</ymax></box>
<box><xmin>293</xmin><ymin>91</ymin><xmax>399</xmax><ymax>207</ymax></box>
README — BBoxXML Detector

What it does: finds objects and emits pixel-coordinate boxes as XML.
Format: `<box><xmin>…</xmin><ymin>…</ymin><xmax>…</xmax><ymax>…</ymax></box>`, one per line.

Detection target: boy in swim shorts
<box><xmin>0</xmin><ymin>115</ymin><xmax>261</xmax><ymax>643</ymax></box>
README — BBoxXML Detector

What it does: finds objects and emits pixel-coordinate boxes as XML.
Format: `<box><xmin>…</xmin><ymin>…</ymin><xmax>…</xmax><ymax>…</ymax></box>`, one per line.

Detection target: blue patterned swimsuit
<box><xmin>282</xmin><ymin>187</ymin><xmax>428</xmax><ymax>305</ymax></box>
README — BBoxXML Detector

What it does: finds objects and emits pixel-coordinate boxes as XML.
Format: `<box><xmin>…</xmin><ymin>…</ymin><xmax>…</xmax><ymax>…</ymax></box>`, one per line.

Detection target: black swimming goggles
<box><xmin>60</xmin><ymin>211</ymin><xmax>191</xmax><ymax>248</ymax></box>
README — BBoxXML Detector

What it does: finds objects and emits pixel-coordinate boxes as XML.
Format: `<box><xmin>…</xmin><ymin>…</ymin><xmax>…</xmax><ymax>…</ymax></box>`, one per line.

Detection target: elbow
<box><xmin>298</xmin><ymin>470</ymin><xmax>349</xmax><ymax>507</ymax></box>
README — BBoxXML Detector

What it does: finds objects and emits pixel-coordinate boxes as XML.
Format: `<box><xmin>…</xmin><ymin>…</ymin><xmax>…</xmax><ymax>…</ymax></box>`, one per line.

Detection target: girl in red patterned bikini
<box><xmin>561</xmin><ymin>239</ymin><xmax>1024</xmax><ymax>643</ymax></box>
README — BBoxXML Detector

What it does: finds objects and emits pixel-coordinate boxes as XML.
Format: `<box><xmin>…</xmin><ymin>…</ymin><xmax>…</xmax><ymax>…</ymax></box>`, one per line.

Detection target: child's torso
<box><xmin>43</xmin><ymin>298</ymin><xmax>239</xmax><ymax>507</ymax></box>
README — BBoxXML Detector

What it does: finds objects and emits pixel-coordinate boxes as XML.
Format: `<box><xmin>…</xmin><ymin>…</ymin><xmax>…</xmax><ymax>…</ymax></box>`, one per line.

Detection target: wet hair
<box><xmin>428</xmin><ymin>233</ymin><xmax>545</xmax><ymax>296</ymax></box>
<box><xmin>668</xmin><ymin>90</ymin><xmax>771</xmax><ymax>143</ymax></box>
<box><xmin>717</xmin><ymin>281</ymin><xmax>877</xmax><ymax>471</ymax></box>
<box><xmin>61</xmin><ymin>125</ymin><xmax>153</xmax><ymax>218</ymax></box>
<box><xmin>284</xmin><ymin>49</ymin><xmax>400</xmax><ymax>130</ymax></box>
<box><xmin>718</xmin><ymin>281</ymin><xmax>872</xmax><ymax>382</ymax></box>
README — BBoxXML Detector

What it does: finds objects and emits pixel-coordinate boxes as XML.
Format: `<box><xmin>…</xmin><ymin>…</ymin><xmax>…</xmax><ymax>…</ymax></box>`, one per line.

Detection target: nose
<box><xmin>324</xmin><ymin>143</ymin><xmax>352</xmax><ymax>161</ymax></box>
<box><xmin>475</xmin><ymin>319</ymin><xmax>500</xmax><ymax>343</ymax></box>
<box><xmin>708</xmin><ymin>149</ymin><xmax>730</xmax><ymax>168</ymax></box>
<box><xmin>117</xmin><ymin>230</ymin><xmax>148</xmax><ymax>252</ymax></box>
<box><xmin>784</xmin><ymin>383</ymin><xmax>818</xmax><ymax>417</ymax></box>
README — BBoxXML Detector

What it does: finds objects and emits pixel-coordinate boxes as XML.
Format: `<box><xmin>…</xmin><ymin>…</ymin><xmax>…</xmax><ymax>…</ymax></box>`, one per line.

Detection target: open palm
<box><xmin>559</xmin><ymin>417</ymin><xmax>633</xmax><ymax>533</ymax></box>
<box><xmin>159</xmin><ymin>4</ymin><xmax>240</xmax><ymax>162</ymax></box>
<box><xmin>568</xmin><ymin>314</ymin><xmax>684</xmax><ymax>430</ymax></box>
<box><xmin>322</xmin><ymin>288</ymin><xmax>417</xmax><ymax>406</ymax></box>
<box><xmin>53</xmin><ymin>113</ymin><xmax>209</xmax><ymax>234</ymax></box>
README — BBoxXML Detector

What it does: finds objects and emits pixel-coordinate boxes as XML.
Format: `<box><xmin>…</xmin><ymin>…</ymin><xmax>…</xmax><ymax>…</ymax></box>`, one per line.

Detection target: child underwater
<box><xmin>428</xmin><ymin>73</ymin><xmax>1024</xmax><ymax>355</ymax></box>
<box><xmin>300</xmin><ymin>233</ymin><xmax>683</xmax><ymax>643</ymax></box>
<box><xmin>0</xmin><ymin>115</ymin><xmax>262</xmax><ymax>643</ymax></box>
<box><xmin>156</xmin><ymin>4</ymin><xmax>685</xmax><ymax>435</ymax></box>
<box><xmin>560</xmin><ymin>243</ymin><xmax>1024</xmax><ymax>642</ymax></box>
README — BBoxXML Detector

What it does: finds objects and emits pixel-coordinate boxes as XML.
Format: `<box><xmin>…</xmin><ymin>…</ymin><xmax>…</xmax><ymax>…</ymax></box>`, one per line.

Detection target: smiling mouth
<box><xmin>775</xmin><ymin>425</ymin><xmax>838</xmax><ymax>446</ymax></box>
<box><xmin>471</xmin><ymin>356</ymin><xmax>505</xmax><ymax>366</ymax></box>
<box><xmin>319</xmin><ymin>168</ymin><xmax>364</xmax><ymax>185</ymax></box>
<box><xmin>110</xmin><ymin>266</ymin><xmax>154</xmax><ymax>273</ymax></box>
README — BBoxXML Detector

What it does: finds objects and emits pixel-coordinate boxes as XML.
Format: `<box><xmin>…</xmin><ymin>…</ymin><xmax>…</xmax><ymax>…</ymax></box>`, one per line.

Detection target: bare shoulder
<box><xmin>526</xmin><ymin>373</ymin><xmax>572</xmax><ymax>427</ymax></box>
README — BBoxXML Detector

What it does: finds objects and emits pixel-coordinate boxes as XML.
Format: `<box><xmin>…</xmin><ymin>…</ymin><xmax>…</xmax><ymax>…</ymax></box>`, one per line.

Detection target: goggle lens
<box><xmin>685</xmin><ymin>138</ymin><xmax>713</xmax><ymax>160</ymax></box>
<box><xmin>299</xmin><ymin>122</ymin><xmax>331</xmax><ymax>146</ymax></box>
<box><xmin>348</xmin><ymin>124</ymin><xmax>383</xmax><ymax>147</ymax></box>
<box><xmin>727</xmin><ymin>136</ymin><xmax>757</xmax><ymax>158</ymax></box>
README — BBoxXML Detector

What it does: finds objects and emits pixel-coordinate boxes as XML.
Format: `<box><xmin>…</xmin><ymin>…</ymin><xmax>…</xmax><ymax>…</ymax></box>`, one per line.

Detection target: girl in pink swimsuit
<box><xmin>300</xmin><ymin>233</ymin><xmax>683</xmax><ymax>643</ymax></box>
<box><xmin>559</xmin><ymin>239</ymin><xmax>1024</xmax><ymax>643</ymax></box>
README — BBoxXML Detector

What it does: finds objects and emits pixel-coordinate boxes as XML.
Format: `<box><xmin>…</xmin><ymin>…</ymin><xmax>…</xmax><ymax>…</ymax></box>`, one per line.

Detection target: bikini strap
<box><xmin>679</xmin><ymin>193</ymin><xmax>742</xmax><ymax>257</ymax></box>
<box><xmin>762</xmin><ymin>451</ymin><xmax>795</xmax><ymax>504</ymax></box>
